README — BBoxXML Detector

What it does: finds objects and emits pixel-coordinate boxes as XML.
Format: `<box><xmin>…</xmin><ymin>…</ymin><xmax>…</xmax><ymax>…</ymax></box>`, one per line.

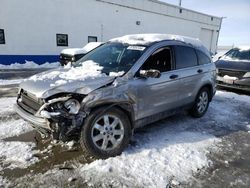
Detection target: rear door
<box><xmin>172</xmin><ymin>45</ymin><xmax>204</xmax><ymax>105</ymax></box>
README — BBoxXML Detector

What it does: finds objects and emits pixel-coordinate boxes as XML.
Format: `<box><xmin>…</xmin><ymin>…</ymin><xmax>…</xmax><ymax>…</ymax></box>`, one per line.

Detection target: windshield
<box><xmin>75</xmin><ymin>43</ymin><xmax>147</xmax><ymax>74</ymax></box>
<box><xmin>223</xmin><ymin>48</ymin><xmax>250</xmax><ymax>61</ymax></box>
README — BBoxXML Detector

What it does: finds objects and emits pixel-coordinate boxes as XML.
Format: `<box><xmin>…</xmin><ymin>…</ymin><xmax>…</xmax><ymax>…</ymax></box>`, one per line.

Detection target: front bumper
<box><xmin>14</xmin><ymin>104</ymin><xmax>51</xmax><ymax>131</ymax></box>
<box><xmin>216</xmin><ymin>76</ymin><xmax>250</xmax><ymax>92</ymax></box>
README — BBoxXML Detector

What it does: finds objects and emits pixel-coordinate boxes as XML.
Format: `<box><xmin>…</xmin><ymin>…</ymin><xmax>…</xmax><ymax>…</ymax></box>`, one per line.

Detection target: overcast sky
<box><xmin>160</xmin><ymin>0</ymin><xmax>250</xmax><ymax>46</ymax></box>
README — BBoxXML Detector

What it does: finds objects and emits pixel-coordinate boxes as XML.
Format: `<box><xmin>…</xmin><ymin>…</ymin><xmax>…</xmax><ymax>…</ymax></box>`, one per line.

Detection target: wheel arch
<box><xmin>87</xmin><ymin>102</ymin><xmax>135</xmax><ymax>129</ymax></box>
<box><xmin>198</xmin><ymin>84</ymin><xmax>213</xmax><ymax>101</ymax></box>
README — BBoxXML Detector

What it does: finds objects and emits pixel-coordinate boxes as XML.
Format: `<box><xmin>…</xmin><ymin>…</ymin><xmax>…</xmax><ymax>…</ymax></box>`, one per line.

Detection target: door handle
<box><xmin>170</xmin><ymin>74</ymin><xmax>178</xmax><ymax>79</ymax></box>
<box><xmin>197</xmin><ymin>69</ymin><xmax>203</xmax><ymax>73</ymax></box>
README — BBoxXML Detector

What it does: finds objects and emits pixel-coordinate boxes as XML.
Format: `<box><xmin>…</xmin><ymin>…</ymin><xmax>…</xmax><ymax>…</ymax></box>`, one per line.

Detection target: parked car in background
<box><xmin>215</xmin><ymin>46</ymin><xmax>250</xmax><ymax>92</ymax></box>
<box><xmin>15</xmin><ymin>34</ymin><xmax>216</xmax><ymax>158</ymax></box>
<box><xmin>60</xmin><ymin>42</ymin><xmax>103</xmax><ymax>65</ymax></box>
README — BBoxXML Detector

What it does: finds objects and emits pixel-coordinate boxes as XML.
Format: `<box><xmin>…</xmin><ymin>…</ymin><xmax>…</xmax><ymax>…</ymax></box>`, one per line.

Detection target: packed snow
<box><xmin>0</xmin><ymin>97</ymin><xmax>37</xmax><ymax>171</ymax></box>
<box><xmin>0</xmin><ymin>141</ymin><xmax>38</xmax><ymax>169</ymax></box>
<box><xmin>0</xmin><ymin>60</ymin><xmax>60</xmax><ymax>69</ymax></box>
<box><xmin>0</xmin><ymin>79</ymin><xmax>23</xmax><ymax>86</ymax></box>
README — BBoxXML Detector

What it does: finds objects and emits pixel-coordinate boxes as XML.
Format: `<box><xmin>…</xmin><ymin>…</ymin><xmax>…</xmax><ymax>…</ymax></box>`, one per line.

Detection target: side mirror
<box><xmin>139</xmin><ymin>69</ymin><xmax>161</xmax><ymax>78</ymax></box>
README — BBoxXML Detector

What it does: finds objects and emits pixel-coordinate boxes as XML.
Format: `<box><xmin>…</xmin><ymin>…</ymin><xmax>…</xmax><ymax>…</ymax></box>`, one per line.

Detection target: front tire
<box><xmin>80</xmin><ymin>107</ymin><xmax>131</xmax><ymax>159</ymax></box>
<box><xmin>190</xmin><ymin>87</ymin><xmax>210</xmax><ymax>118</ymax></box>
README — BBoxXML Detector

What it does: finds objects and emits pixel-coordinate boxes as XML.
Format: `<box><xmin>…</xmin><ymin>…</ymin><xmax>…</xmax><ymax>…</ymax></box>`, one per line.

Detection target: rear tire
<box><xmin>190</xmin><ymin>87</ymin><xmax>210</xmax><ymax>118</ymax></box>
<box><xmin>80</xmin><ymin>107</ymin><xmax>131</xmax><ymax>159</ymax></box>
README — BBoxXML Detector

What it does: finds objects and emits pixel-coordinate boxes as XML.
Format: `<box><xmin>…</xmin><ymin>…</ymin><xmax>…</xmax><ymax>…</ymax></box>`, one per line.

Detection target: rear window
<box><xmin>174</xmin><ymin>46</ymin><xmax>198</xmax><ymax>69</ymax></box>
<box><xmin>196</xmin><ymin>50</ymin><xmax>211</xmax><ymax>65</ymax></box>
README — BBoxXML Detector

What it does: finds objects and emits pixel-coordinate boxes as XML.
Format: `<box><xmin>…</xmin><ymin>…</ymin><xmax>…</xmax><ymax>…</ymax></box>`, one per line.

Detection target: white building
<box><xmin>0</xmin><ymin>0</ymin><xmax>223</xmax><ymax>65</ymax></box>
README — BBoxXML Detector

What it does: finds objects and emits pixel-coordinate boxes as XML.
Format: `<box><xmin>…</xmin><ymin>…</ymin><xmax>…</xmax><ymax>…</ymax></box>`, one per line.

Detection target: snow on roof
<box><xmin>110</xmin><ymin>33</ymin><xmax>203</xmax><ymax>47</ymax></box>
<box><xmin>61</xmin><ymin>48</ymin><xmax>86</xmax><ymax>56</ymax></box>
<box><xmin>61</xmin><ymin>42</ymin><xmax>103</xmax><ymax>56</ymax></box>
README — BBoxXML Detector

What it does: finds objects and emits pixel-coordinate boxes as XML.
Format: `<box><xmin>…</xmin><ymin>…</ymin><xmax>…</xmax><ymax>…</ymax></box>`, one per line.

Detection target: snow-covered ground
<box><xmin>0</xmin><ymin>79</ymin><xmax>24</xmax><ymax>86</ymax></box>
<box><xmin>0</xmin><ymin>90</ymin><xmax>249</xmax><ymax>187</ymax></box>
<box><xmin>0</xmin><ymin>61</ymin><xmax>60</xmax><ymax>69</ymax></box>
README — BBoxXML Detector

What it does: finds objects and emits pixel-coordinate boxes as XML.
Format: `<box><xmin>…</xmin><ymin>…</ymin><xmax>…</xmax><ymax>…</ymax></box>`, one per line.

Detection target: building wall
<box><xmin>0</xmin><ymin>0</ymin><xmax>222</xmax><ymax>64</ymax></box>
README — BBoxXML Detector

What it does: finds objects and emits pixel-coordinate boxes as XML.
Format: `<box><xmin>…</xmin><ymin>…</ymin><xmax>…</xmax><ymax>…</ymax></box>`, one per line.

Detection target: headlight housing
<box><xmin>64</xmin><ymin>99</ymin><xmax>81</xmax><ymax>114</ymax></box>
<box><xmin>243</xmin><ymin>72</ymin><xmax>250</xmax><ymax>78</ymax></box>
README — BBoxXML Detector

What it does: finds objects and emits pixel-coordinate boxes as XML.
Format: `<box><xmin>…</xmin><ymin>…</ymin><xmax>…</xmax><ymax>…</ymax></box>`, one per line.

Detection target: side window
<box><xmin>174</xmin><ymin>46</ymin><xmax>198</xmax><ymax>69</ymax></box>
<box><xmin>141</xmin><ymin>47</ymin><xmax>172</xmax><ymax>73</ymax></box>
<box><xmin>196</xmin><ymin>50</ymin><xmax>211</xmax><ymax>65</ymax></box>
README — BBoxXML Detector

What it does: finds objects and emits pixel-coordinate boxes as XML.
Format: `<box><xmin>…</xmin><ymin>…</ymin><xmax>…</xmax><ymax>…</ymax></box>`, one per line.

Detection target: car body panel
<box><xmin>15</xmin><ymin>34</ymin><xmax>216</xmax><ymax>136</ymax></box>
<box><xmin>215</xmin><ymin>48</ymin><xmax>250</xmax><ymax>91</ymax></box>
<box><xmin>20</xmin><ymin>68</ymin><xmax>115</xmax><ymax>98</ymax></box>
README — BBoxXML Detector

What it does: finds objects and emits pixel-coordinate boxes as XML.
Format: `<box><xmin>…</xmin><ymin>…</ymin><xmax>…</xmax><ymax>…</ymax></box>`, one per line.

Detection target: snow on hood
<box><xmin>61</xmin><ymin>42</ymin><xmax>103</xmax><ymax>56</ymax></box>
<box><xmin>29</xmin><ymin>60</ymin><xmax>105</xmax><ymax>83</ymax></box>
<box><xmin>21</xmin><ymin>61</ymin><xmax>122</xmax><ymax>98</ymax></box>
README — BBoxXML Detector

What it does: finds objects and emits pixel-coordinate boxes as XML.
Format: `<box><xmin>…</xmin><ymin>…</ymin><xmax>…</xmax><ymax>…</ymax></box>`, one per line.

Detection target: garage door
<box><xmin>199</xmin><ymin>28</ymin><xmax>213</xmax><ymax>52</ymax></box>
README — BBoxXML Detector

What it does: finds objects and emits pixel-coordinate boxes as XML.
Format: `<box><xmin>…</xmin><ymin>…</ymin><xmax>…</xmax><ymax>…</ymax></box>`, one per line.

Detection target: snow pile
<box><xmin>0</xmin><ymin>119</ymin><xmax>32</xmax><ymax>140</ymax></box>
<box><xmin>0</xmin><ymin>97</ymin><xmax>16</xmax><ymax>115</ymax></box>
<box><xmin>0</xmin><ymin>98</ymin><xmax>32</xmax><ymax>139</ymax></box>
<box><xmin>76</xmin><ymin>132</ymin><xmax>218</xmax><ymax>187</ymax></box>
<box><xmin>0</xmin><ymin>97</ymin><xmax>36</xmax><ymax>169</ymax></box>
<box><xmin>28</xmin><ymin>60</ymin><xmax>124</xmax><ymax>87</ymax></box>
<box><xmin>216</xmin><ymin>90</ymin><xmax>250</xmax><ymax>104</ymax></box>
<box><xmin>0</xmin><ymin>61</ymin><xmax>60</xmax><ymax>69</ymax></box>
<box><xmin>29</xmin><ymin>61</ymin><xmax>104</xmax><ymax>86</ymax></box>
<box><xmin>20</xmin><ymin>130</ymin><xmax>219</xmax><ymax>187</ymax></box>
<box><xmin>0</xmin><ymin>141</ymin><xmax>38</xmax><ymax>169</ymax></box>
<box><xmin>0</xmin><ymin>97</ymin><xmax>32</xmax><ymax>139</ymax></box>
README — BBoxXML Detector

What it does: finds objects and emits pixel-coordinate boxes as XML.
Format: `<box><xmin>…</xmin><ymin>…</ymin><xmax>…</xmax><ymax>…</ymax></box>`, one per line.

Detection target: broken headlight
<box><xmin>64</xmin><ymin>99</ymin><xmax>81</xmax><ymax>114</ymax></box>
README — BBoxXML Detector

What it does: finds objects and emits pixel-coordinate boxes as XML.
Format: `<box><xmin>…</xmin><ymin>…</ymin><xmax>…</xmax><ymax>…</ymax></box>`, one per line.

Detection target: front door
<box><xmin>131</xmin><ymin>47</ymin><xmax>182</xmax><ymax>120</ymax></box>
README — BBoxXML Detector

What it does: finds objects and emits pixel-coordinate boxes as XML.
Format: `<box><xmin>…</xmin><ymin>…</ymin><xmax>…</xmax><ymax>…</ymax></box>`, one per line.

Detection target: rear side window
<box><xmin>174</xmin><ymin>46</ymin><xmax>198</xmax><ymax>69</ymax></box>
<box><xmin>196</xmin><ymin>50</ymin><xmax>211</xmax><ymax>65</ymax></box>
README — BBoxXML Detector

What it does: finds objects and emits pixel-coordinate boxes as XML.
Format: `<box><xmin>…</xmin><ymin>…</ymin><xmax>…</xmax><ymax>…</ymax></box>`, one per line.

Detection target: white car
<box><xmin>60</xmin><ymin>42</ymin><xmax>103</xmax><ymax>65</ymax></box>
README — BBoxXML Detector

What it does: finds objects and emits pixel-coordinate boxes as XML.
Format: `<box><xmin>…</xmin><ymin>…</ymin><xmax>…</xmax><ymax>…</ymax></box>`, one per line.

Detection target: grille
<box><xmin>18</xmin><ymin>90</ymin><xmax>44</xmax><ymax>114</ymax></box>
<box><xmin>218</xmin><ymin>69</ymin><xmax>246</xmax><ymax>78</ymax></box>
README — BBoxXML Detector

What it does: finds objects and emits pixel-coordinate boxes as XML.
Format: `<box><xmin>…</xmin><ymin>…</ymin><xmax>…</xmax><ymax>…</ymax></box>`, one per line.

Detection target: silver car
<box><xmin>14</xmin><ymin>34</ymin><xmax>216</xmax><ymax>158</ymax></box>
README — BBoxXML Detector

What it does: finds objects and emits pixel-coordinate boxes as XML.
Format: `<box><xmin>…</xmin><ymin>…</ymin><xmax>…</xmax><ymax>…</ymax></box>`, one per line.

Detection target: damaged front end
<box><xmin>15</xmin><ymin>89</ymin><xmax>87</xmax><ymax>141</ymax></box>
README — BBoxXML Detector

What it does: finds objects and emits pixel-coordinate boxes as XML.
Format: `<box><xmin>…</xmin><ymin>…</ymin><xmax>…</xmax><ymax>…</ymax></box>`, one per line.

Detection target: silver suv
<box><xmin>15</xmin><ymin>34</ymin><xmax>216</xmax><ymax>158</ymax></box>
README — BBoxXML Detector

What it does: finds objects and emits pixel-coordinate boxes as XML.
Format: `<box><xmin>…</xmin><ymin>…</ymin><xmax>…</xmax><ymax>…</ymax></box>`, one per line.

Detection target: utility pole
<box><xmin>179</xmin><ymin>0</ymin><xmax>182</xmax><ymax>7</ymax></box>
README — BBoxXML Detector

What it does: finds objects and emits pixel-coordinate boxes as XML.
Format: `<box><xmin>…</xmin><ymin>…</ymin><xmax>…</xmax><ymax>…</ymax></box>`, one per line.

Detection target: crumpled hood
<box><xmin>20</xmin><ymin>68</ymin><xmax>115</xmax><ymax>99</ymax></box>
<box><xmin>215</xmin><ymin>59</ymin><xmax>250</xmax><ymax>72</ymax></box>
